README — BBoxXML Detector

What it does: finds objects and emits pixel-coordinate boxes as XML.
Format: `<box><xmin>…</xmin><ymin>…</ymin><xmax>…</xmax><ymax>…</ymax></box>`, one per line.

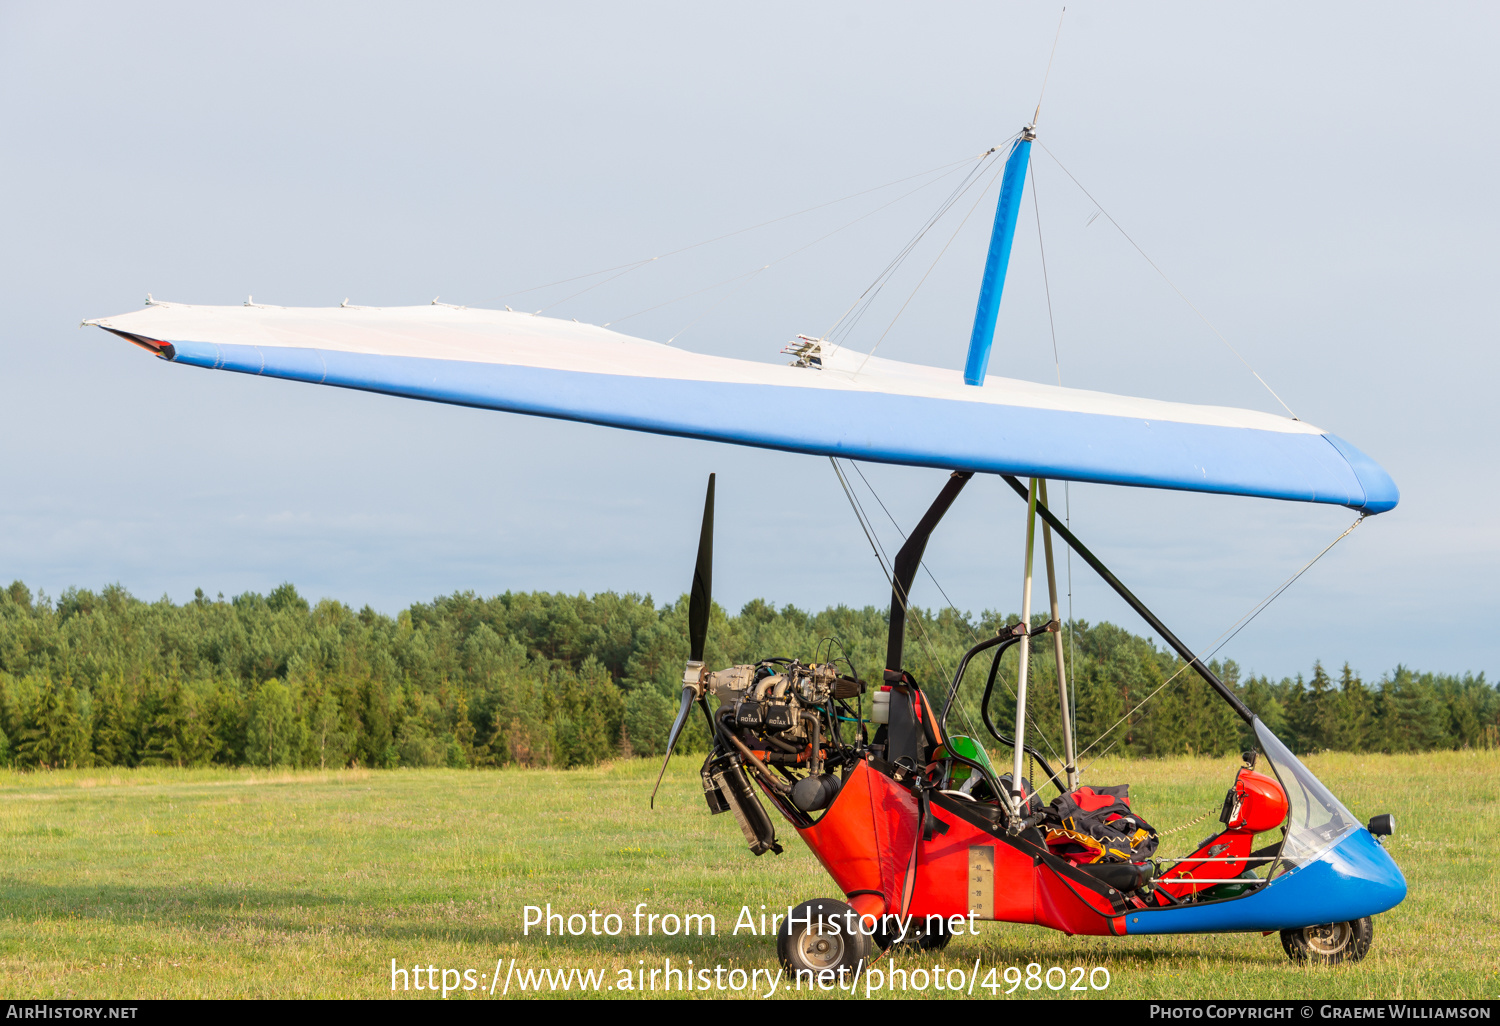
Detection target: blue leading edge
<box><xmin>162</xmin><ymin>340</ymin><xmax>1400</xmax><ymax>514</ymax></box>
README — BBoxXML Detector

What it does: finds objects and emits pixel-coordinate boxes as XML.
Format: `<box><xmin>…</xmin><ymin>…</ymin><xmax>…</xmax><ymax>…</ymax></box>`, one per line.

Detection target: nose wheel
<box><xmin>1280</xmin><ymin>917</ymin><xmax>1373</xmax><ymax>965</ymax></box>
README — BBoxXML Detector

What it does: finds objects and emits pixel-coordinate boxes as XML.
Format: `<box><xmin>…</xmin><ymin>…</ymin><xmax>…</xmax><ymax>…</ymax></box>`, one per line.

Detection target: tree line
<box><xmin>0</xmin><ymin>579</ymin><xmax>1493</xmax><ymax>771</ymax></box>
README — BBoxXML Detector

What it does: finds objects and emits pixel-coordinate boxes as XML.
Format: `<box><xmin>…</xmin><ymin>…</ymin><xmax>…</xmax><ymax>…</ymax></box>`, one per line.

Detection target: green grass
<box><xmin>0</xmin><ymin>751</ymin><xmax>1496</xmax><ymax>999</ymax></box>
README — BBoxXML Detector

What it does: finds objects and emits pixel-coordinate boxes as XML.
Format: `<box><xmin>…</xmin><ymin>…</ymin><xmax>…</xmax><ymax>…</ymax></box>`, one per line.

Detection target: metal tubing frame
<box><xmin>1011</xmin><ymin>478</ymin><xmax>1038</xmax><ymax>803</ymax></box>
<box><xmin>1038</xmin><ymin>480</ymin><xmax>1078</xmax><ymax>789</ymax></box>
<box><xmin>885</xmin><ymin>471</ymin><xmax>973</xmax><ymax>674</ymax></box>
<box><xmin>1000</xmin><ymin>474</ymin><xmax>1255</xmax><ymax>724</ymax></box>
<box><xmin>976</xmin><ymin>629</ymin><xmax>1067</xmax><ymax>796</ymax></box>
<box><xmin>939</xmin><ymin>632</ymin><xmax>1009</xmax><ymax>736</ymax></box>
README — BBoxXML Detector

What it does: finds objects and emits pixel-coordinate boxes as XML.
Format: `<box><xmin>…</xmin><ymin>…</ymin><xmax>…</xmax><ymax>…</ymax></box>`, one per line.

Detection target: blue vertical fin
<box><xmin>963</xmin><ymin>128</ymin><xmax>1034</xmax><ymax>387</ymax></box>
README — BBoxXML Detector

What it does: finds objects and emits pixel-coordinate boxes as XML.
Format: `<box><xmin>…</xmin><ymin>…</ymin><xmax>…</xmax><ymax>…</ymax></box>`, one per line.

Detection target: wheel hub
<box><xmin>796</xmin><ymin>926</ymin><xmax>845</xmax><ymax>969</ymax></box>
<box><xmin>1304</xmin><ymin>921</ymin><xmax>1352</xmax><ymax>955</ymax></box>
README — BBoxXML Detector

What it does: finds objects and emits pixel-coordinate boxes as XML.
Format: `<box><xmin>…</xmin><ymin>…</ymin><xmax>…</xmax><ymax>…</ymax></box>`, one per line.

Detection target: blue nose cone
<box><xmin>1124</xmin><ymin>828</ymin><xmax>1406</xmax><ymax>935</ymax></box>
<box><xmin>1304</xmin><ymin>827</ymin><xmax>1408</xmax><ymax>921</ymax></box>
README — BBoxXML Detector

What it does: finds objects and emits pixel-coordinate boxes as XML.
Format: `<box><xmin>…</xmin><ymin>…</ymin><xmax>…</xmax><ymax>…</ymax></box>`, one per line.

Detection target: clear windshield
<box><xmin>1254</xmin><ymin>718</ymin><xmax>1358</xmax><ymax>867</ymax></box>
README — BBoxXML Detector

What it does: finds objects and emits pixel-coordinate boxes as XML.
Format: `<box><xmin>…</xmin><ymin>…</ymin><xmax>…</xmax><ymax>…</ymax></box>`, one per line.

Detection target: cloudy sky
<box><xmin>2</xmin><ymin>2</ymin><xmax>1495</xmax><ymax>682</ymax></box>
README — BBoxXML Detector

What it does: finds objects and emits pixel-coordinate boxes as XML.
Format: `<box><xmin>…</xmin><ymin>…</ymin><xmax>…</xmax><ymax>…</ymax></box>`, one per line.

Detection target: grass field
<box><xmin>0</xmin><ymin>750</ymin><xmax>1496</xmax><ymax>1000</ymax></box>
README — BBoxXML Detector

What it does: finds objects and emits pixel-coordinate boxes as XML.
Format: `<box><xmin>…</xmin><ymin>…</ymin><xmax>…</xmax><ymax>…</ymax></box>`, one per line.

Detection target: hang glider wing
<box><xmin>88</xmin><ymin>302</ymin><xmax>1397</xmax><ymax>514</ymax></box>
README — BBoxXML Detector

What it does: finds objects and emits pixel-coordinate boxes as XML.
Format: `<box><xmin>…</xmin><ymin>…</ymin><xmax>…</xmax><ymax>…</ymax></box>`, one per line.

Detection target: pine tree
<box><xmin>61</xmin><ymin>684</ymin><xmax>93</xmax><ymax>768</ymax></box>
<box><xmin>0</xmin><ymin>675</ymin><xmax>19</xmax><ymax>756</ymax></box>
<box><xmin>246</xmin><ymin>680</ymin><xmax>306</xmax><ymax>767</ymax></box>
<box><xmin>15</xmin><ymin>678</ymin><xmax>90</xmax><ymax>768</ymax></box>
<box><xmin>1072</xmin><ymin>659</ymin><xmax>1127</xmax><ymax>759</ymax></box>
<box><xmin>357</xmin><ymin>681</ymin><xmax>392</xmax><ymax>769</ymax></box>
<box><xmin>176</xmin><ymin>682</ymin><xmax>221</xmax><ymax>766</ymax></box>
<box><xmin>1328</xmin><ymin>663</ymin><xmax>1372</xmax><ymax>751</ymax></box>
<box><xmin>451</xmin><ymin>690</ymin><xmax>477</xmax><ymax>767</ymax></box>
<box><xmin>1241</xmin><ymin>673</ymin><xmax>1289</xmax><ymax>738</ymax></box>
<box><xmin>137</xmin><ymin>676</ymin><xmax>180</xmax><ymax>767</ymax></box>
<box><xmin>1301</xmin><ymin>662</ymin><xmax>1340</xmax><ymax>753</ymax></box>
<box><xmin>307</xmin><ymin>689</ymin><xmax>350</xmax><ymax>770</ymax></box>
<box><xmin>1377</xmin><ymin>667</ymin><xmax>1450</xmax><ymax>752</ymax></box>
<box><xmin>91</xmin><ymin>675</ymin><xmax>138</xmax><ymax>767</ymax></box>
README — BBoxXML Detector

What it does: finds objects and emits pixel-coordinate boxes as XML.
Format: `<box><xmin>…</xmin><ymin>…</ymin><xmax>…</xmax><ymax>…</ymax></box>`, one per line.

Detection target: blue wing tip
<box><xmin>1322</xmin><ymin>433</ymin><xmax>1399</xmax><ymax>514</ymax></box>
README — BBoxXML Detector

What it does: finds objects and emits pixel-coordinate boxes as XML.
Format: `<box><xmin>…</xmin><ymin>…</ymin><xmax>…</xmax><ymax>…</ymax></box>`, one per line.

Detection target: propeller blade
<box><xmin>688</xmin><ymin>473</ymin><xmax>714</xmax><ymax>663</ymax></box>
<box><xmin>649</xmin><ymin>686</ymin><xmax>697</xmax><ymax>809</ymax></box>
<box><xmin>650</xmin><ymin>473</ymin><xmax>715</xmax><ymax>809</ymax></box>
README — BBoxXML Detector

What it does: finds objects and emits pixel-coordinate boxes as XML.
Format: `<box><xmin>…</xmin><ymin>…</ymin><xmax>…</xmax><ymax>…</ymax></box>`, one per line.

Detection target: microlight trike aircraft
<box><xmin>88</xmin><ymin>120</ymin><xmax>1405</xmax><ymax>973</ymax></box>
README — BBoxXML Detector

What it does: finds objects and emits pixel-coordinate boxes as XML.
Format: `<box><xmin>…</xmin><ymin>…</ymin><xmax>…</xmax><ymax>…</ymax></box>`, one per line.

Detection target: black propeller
<box><xmin>650</xmin><ymin>473</ymin><xmax>714</xmax><ymax>808</ymax></box>
<box><xmin>687</xmin><ymin>473</ymin><xmax>714</xmax><ymax>666</ymax></box>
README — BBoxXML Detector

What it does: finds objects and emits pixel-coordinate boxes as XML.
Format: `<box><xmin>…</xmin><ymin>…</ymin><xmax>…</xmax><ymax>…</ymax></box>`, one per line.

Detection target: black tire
<box><xmin>777</xmin><ymin>899</ymin><xmax>870</xmax><ymax>979</ymax></box>
<box><xmin>874</xmin><ymin>913</ymin><xmax>953</xmax><ymax>954</ymax></box>
<box><xmin>1280</xmin><ymin>917</ymin><xmax>1373</xmax><ymax>965</ymax></box>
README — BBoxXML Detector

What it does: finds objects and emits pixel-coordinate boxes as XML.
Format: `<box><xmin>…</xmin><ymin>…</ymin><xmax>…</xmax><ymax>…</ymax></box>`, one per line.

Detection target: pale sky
<box><xmin>2</xmin><ymin>2</ymin><xmax>1496</xmax><ymax>682</ymax></box>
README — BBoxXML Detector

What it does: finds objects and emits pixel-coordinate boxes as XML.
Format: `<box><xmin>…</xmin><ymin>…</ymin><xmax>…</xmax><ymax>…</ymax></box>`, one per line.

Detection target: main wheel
<box><xmin>777</xmin><ymin>899</ymin><xmax>870</xmax><ymax>978</ymax></box>
<box><xmin>1280</xmin><ymin>917</ymin><xmax>1373</xmax><ymax>965</ymax></box>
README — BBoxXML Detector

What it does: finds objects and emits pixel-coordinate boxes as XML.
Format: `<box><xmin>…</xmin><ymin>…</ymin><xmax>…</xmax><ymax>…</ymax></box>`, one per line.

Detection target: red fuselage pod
<box><xmin>794</xmin><ymin>760</ymin><xmax>1119</xmax><ymax>936</ymax></box>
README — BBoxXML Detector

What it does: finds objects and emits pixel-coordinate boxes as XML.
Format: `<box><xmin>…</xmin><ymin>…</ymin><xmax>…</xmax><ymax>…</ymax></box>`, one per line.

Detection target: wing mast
<box><xmin>962</xmin><ymin>126</ymin><xmax>1034</xmax><ymax>387</ymax></box>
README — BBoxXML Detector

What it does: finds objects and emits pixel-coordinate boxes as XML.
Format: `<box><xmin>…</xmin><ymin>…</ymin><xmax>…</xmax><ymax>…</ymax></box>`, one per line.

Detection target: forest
<box><xmin>0</xmin><ymin>579</ymin><xmax>1494</xmax><ymax>770</ymax></box>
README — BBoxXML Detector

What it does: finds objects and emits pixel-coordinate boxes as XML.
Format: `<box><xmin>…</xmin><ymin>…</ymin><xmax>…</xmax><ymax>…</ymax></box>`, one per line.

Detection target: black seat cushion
<box><xmin>1073</xmin><ymin>861</ymin><xmax>1155</xmax><ymax>892</ymax></box>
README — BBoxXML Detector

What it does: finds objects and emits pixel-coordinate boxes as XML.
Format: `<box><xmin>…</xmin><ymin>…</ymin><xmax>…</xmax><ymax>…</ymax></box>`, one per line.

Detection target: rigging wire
<box><xmin>817</xmin><ymin>14</ymin><xmax>1055</xmax><ymax>366</ymax></box>
<box><xmin>830</xmin><ymin>458</ymin><xmax>890</xmax><ymax>578</ymax></box>
<box><xmin>1035</xmin><ymin>140</ymin><xmax>1299</xmax><ymax>421</ymax></box>
<box><xmin>830</xmin><ymin>150</ymin><xmax>1003</xmax><ymax>339</ymax></box>
<box><xmin>1076</xmin><ymin>513</ymin><xmax>1367</xmax><ymax>766</ymax></box>
<box><xmin>602</xmin><ymin>266</ymin><xmax>766</xmax><ymax>327</ymax></box>
<box><xmin>828</xmin><ymin>460</ymin><xmax>923</xmax><ymax>698</ymax></box>
<box><xmin>827</xmin><ymin>462</ymin><xmax>935</xmax><ymax>673</ymax></box>
<box><xmin>833</xmin><ymin>459</ymin><xmax>1060</xmax><ymax>760</ymax></box>
<box><xmin>847</xmin><ymin>462</ymin><xmax>978</xmax><ymax>633</ymax></box>
<box><xmin>665</xmin><ymin>267</ymin><xmax>769</xmax><ymax>344</ymax></box>
<box><xmin>821</xmin><ymin>146</ymin><xmax>1008</xmax><ymax>354</ymax></box>
<box><xmin>1032</xmin><ymin>7</ymin><xmax>1067</xmax><ymax>129</ymax></box>
<box><xmin>1030</xmin><ymin>157</ymin><xmax>1081</xmax><ymax>764</ymax></box>
<box><xmin>504</xmin><ymin>151</ymin><xmax>986</xmax><ymax>307</ymax></box>
<box><xmin>853</xmin><ymin>155</ymin><xmax>1011</xmax><ymax>375</ymax></box>
<box><xmin>843</xmin><ymin>462</ymin><xmax>985</xmax><ymax>742</ymax></box>
<box><xmin>597</xmin><ymin>162</ymin><xmax>983</xmax><ymax>329</ymax></box>
<box><xmin>827</xmin><ymin>460</ymin><xmax>983</xmax><ymax>742</ymax></box>
<box><xmin>537</xmin><ymin>260</ymin><xmax>660</xmax><ymax>314</ymax></box>
<box><xmin>1032</xmin><ymin>158</ymin><xmax>1062</xmax><ymax>379</ymax></box>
